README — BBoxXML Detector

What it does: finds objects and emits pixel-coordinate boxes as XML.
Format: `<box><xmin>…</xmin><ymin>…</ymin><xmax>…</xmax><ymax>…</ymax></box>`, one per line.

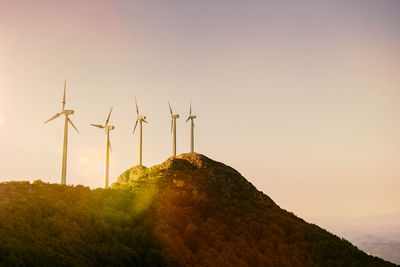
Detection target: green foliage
<box><xmin>0</xmin><ymin>182</ymin><xmax>167</xmax><ymax>266</ymax></box>
<box><xmin>0</xmin><ymin>154</ymin><xmax>396</xmax><ymax>266</ymax></box>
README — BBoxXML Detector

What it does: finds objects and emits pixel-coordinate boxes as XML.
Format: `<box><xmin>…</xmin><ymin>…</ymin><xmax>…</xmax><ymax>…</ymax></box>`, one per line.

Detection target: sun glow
<box><xmin>0</xmin><ymin>114</ymin><xmax>5</xmax><ymax>126</ymax></box>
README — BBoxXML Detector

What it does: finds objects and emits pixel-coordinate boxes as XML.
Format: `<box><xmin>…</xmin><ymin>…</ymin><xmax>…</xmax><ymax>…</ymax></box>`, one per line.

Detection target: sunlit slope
<box><xmin>0</xmin><ymin>153</ymin><xmax>396</xmax><ymax>266</ymax></box>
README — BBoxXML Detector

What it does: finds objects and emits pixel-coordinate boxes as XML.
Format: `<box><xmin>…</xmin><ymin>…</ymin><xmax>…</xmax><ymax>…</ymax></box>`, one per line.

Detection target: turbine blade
<box><xmin>105</xmin><ymin>106</ymin><xmax>113</xmax><ymax>126</ymax></box>
<box><xmin>168</xmin><ymin>102</ymin><xmax>173</xmax><ymax>116</ymax></box>
<box><xmin>190</xmin><ymin>101</ymin><xmax>192</xmax><ymax>116</ymax></box>
<box><xmin>62</xmin><ymin>80</ymin><xmax>66</xmax><ymax>110</ymax></box>
<box><xmin>135</xmin><ymin>97</ymin><xmax>139</xmax><ymax>115</ymax></box>
<box><xmin>44</xmin><ymin>113</ymin><xmax>61</xmax><ymax>124</ymax></box>
<box><xmin>186</xmin><ymin>117</ymin><xmax>190</xmax><ymax>122</ymax></box>
<box><xmin>90</xmin><ymin>124</ymin><xmax>104</xmax><ymax>129</ymax></box>
<box><xmin>132</xmin><ymin>119</ymin><xmax>138</xmax><ymax>134</ymax></box>
<box><xmin>170</xmin><ymin>119</ymin><xmax>173</xmax><ymax>134</ymax></box>
<box><xmin>68</xmin><ymin>118</ymin><xmax>79</xmax><ymax>133</ymax></box>
<box><xmin>143</xmin><ymin>119</ymin><xmax>148</xmax><ymax>123</ymax></box>
<box><xmin>109</xmin><ymin>140</ymin><xmax>112</xmax><ymax>153</ymax></box>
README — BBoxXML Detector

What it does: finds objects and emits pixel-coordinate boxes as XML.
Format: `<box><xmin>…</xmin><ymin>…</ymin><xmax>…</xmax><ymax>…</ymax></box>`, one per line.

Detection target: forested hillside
<box><xmin>0</xmin><ymin>153</ymin><xmax>396</xmax><ymax>266</ymax></box>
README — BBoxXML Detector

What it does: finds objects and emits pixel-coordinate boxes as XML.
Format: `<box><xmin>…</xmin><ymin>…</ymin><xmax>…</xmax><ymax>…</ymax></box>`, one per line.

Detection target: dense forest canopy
<box><xmin>0</xmin><ymin>154</ymin><xmax>396</xmax><ymax>266</ymax></box>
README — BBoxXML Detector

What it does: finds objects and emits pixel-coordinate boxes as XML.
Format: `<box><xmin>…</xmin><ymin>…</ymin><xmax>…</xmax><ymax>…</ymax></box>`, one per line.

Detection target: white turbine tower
<box><xmin>44</xmin><ymin>80</ymin><xmax>79</xmax><ymax>185</ymax></box>
<box><xmin>90</xmin><ymin>107</ymin><xmax>115</xmax><ymax>188</ymax></box>
<box><xmin>186</xmin><ymin>102</ymin><xmax>197</xmax><ymax>153</ymax></box>
<box><xmin>132</xmin><ymin>97</ymin><xmax>148</xmax><ymax>166</ymax></box>
<box><xmin>168</xmin><ymin>102</ymin><xmax>179</xmax><ymax>157</ymax></box>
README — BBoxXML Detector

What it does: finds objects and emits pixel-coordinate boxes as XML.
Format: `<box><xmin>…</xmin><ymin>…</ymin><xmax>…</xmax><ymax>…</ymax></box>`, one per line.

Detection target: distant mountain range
<box><xmin>0</xmin><ymin>153</ymin><xmax>397</xmax><ymax>266</ymax></box>
<box><xmin>340</xmin><ymin>232</ymin><xmax>400</xmax><ymax>265</ymax></box>
<box><xmin>319</xmin><ymin>212</ymin><xmax>400</xmax><ymax>265</ymax></box>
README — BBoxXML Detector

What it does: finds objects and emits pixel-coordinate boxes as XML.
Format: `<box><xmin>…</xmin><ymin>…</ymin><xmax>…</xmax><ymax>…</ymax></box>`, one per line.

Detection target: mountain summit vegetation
<box><xmin>0</xmin><ymin>153</ymin><xmax>396</xmax><ymax>266</ymax></box>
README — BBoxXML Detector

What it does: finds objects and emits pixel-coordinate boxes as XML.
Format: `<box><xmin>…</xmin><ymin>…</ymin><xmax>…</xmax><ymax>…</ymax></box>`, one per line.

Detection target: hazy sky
<box><xmin>1</xmin><ymin>0</ymin><xmax>399</xmax><ymax>231</ymax></box>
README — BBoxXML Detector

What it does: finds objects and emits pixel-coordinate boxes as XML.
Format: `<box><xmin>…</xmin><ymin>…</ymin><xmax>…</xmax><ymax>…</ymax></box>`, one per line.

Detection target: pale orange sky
<box><xmin>0</xmin><ymin>0</ymin><xmax>399</xmax><ymax>232</ymax></box>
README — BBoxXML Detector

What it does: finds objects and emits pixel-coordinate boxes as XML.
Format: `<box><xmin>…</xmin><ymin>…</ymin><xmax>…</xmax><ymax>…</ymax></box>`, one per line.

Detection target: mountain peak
<box><xmin>114</xmin><ymin>153</ymin><xmax>276</xmax><ymax>208</ymax></box>
<box><xmin>165</xmin><ymin>153</ymin><xmax>226</xmax><ymax>170</ymax></box>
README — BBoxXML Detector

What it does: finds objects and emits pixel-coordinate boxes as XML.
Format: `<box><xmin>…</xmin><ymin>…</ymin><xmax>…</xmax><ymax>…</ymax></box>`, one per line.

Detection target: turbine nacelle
<box><xmin>137</xmin><ymin>116</ymin><xmax>146</xmax><ymax>120</ymax></box>
<box><xmin>62</xmin><ymin>109</ymin><xmax>74</xmax><ymax>115</ymax></box>
<box><xmin>172</xmin><ymin>114</ymin><xmax>179</xmax><ymax>119</ymax></box>
<box><xmin>105</xmin><ymin>125</ymin><xmax>115</xmax><ymax>130</ymax></box>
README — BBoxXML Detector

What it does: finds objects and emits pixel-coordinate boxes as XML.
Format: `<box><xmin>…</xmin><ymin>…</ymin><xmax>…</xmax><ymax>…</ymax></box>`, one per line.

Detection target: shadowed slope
<box><xmin>114</xmin><ymin>153</ymin><xmax>396</xmax><ymax>266</ymax></box>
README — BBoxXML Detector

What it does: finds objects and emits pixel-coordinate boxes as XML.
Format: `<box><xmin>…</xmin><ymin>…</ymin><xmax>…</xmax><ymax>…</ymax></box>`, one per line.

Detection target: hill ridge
<box><xmin>0</xmin><ymin>153</ymin><xmax>397</xmax><ymax>266</ymax></box>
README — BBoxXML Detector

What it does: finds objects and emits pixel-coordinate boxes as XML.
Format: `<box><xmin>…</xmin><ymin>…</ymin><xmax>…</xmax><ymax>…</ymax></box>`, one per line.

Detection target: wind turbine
<box><xmin>44</xmin><ymin>80</ymin><xmax>79</xmax><ymax>185</ymax></box>
<box><xmin>90</xmin><ymin>107</ymin><xmax>115</xmax><ymax>188</ymax></box>
<box><xmin>168</xmin><ymin>102</ymin><xmax>179</xmax><ymax>156</ymax></box>
<box><xmin>132</xmin><ymin>97</ymin><xmax>148</xmax><ymax>166</ymax></box>
<box><xmin>186</xmin><ymin>102</ymin><xmax>197</xmax><ymax>153</ymax></box>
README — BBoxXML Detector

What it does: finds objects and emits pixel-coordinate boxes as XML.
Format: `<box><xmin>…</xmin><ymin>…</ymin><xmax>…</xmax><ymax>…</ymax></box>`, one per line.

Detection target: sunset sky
<box><xmin>1</xmin><ymin>0</ymin><xmax>399</xmax><ymax>233</ymax></box>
